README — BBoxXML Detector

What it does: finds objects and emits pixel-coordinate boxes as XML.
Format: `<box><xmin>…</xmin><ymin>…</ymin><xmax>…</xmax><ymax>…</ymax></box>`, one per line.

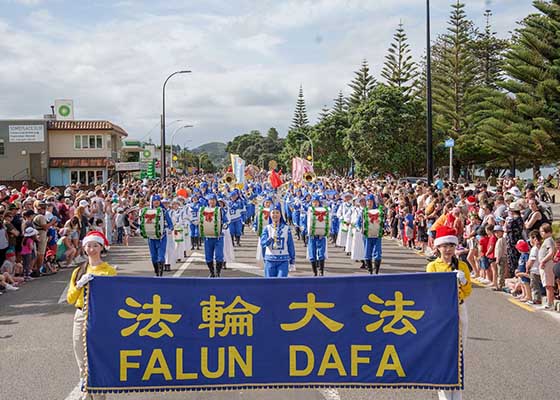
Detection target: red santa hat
<box><xmin>82</xmin><ymin>231</ymin><xmax>110</xmax><ymax>249</ymax></box>
<box><xmin>434</xmin><ymin>226</ymin><xmax>458</xmax><ymax>247</ymax></box>
<box><xmin>465</xmin><ymin>195</ymin><xmax>476</xmax><ymax>205</ymax></box>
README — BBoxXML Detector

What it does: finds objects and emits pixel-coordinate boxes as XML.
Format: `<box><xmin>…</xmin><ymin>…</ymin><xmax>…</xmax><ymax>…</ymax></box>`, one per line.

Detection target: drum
<box><xmin>307</xmin><ymin>206</ymin><xmax>330</xmax><ymax>237</ymax></box>
<box><xmin>199</xmin><ymin>207</ymin><xmax>222</xmax><ymax>238</ymax></box>
<box><xmin>140</xmin><ymin>208</ymin><xmax>164</xmax><ymax>240</ymax></box>
<box><xmin>363</xmin><ymin>208</ymin><xmax>383</xmax><ymax>238</ymax></box>
<box><xmin>256</xmin><ymin>207</ymin><xmax>271</xmax><ymax>236</ymax></box>
<box><xmin>173</xmin><ymin>227</ymin><xmax>184</xmax><ymax>243</ymax></box>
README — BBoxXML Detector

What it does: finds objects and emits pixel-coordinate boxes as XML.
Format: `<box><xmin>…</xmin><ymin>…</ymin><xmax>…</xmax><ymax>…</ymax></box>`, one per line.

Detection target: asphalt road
<box><xmin>1</xmin><ymin>229</ymin><xmax>559</xmax><ymax>400</ymax></box>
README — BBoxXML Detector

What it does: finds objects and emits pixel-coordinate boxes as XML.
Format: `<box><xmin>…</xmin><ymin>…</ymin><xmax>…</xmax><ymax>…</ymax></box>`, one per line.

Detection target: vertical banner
<box><xmin>84</xmin><ymin>273</ymin><xmax>462</xmax><ymax>395</ymax></box>
<box><xmin>292</xmin><ymin>157</ymin><xmax>314</xmax><ymax>182</ymax></box>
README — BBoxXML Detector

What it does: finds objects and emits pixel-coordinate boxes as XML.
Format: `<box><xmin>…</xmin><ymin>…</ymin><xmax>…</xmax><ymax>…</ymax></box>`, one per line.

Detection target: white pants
<box><xmin>73</xmin><ymin>309</ymin><xmax>106</xmax><ymax>400</ymax></box>
<box><xmin>438</xmin><ymin>303</ymin><xmax>468</xmax><ymax>400</ymax></box>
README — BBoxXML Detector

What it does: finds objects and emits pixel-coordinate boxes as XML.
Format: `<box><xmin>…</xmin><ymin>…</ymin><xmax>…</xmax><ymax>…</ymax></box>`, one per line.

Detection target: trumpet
<box><xmin>303</xmin><ymin>171</ymin><xmax>316</xmax><ymax>183</ymax></box>
<box><xmin>222</xmin><ymin>172</ymin><xmax>237</xmax><ymax>185</ymax></box>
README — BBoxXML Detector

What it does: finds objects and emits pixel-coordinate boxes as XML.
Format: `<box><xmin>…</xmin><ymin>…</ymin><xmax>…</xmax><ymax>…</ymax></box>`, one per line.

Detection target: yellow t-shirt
<box><xmin>67</xmin><ymin>262</ymin><xmax>117</xmax><ymax>309</ymax></box>
<box><xmin>426</xmin><ymin>258</ymin><xmax>472</xmax><ymax>302</ymax></box>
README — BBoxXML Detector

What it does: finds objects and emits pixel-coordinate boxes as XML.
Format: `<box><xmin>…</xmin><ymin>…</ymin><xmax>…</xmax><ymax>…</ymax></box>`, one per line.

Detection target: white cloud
<box><xmin>0</xmin><ymin>0</ymin><xmax>536</xmax><ymax>147</ymax></box>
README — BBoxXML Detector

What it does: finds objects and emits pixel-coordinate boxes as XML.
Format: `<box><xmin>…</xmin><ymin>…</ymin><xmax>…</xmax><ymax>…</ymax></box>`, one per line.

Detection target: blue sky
<box><xmin>0</xmin><ymin>0</ymin><xmax>536</xmax><ymax>148</ymax></box>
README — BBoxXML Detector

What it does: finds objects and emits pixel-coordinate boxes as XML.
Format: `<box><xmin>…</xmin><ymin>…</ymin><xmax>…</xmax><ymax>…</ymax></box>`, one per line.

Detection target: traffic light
<box><xmin>147</xmin><ymin>160</ymin><xmax>156</xmax><ymax>179</ymax></box>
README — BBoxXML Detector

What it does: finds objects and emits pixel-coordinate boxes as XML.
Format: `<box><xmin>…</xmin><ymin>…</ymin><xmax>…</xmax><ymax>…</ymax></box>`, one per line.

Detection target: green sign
<box><xmin>143</xmin><ymin>149</ymin><xmax>152</xmax><ymax>158</ymax></box>
<box><xmin>147</xmin><ymin>160</ymin><xmax>156</xmax><ymax>179</ymax></box>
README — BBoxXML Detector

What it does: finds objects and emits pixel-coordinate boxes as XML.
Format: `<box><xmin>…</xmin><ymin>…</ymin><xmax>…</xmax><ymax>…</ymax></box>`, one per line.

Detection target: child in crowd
<box><xmin>404</xmin><ymin>207</ymin><xmax>414</xmax><ymax>249</ymax></box>
<box><xmin>477</xmin><ymin>227</ymin><xmax>491</xmax><ymax>284</ymax></box>
<box><xmin>514</xmin><ymin>239</ymin><xmax>531</xmax><ymax>301</ymax></box>
<box><xmin>538</xmin><ymin>223</ymin><xmax>556</xmax><ymax>309</ymax></box>
<box><xmin>485</xmin><ymin>225</ymin><xmax>496</xmax><ymax>287</ymax></box>
<box><xmin>1</xmin><ymin>249</ymin><xmax>24</xmax><ymax>286</ymax></box>
<box><xmin>115</xmin><ymin>207</ymin><xmax>125</xmax><ymax>245</ymax></box>
<box><xmin>492</xmin><ymin>225</ymin><xmax>507</xmax><ymax>291</ymax></box>
<box><xmin>527</xmin><ymin>230</ymin><xmax>542</xmax><ymax>305</ymax></box>
<box><xmin>414</xmin><ymin>211</ymin><xmax>428</xmax><ymax>254</ymax></box>
<box><xmin>466</xmin><ymin>214</ymin><xmax>481</xmax><ymax>279</ymax></box>
<box><xmin>21</xmin><ymin>227</ymin><xmax>38</xmax><ymax>281</ymax></box>
<box><xmin>42</xmin><ymin>249</ymin><xmax>58</xmax><ymax>275</ymax></box>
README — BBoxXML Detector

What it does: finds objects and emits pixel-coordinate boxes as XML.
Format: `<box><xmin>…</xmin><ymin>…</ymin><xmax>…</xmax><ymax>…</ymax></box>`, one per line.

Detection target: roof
<box><xmin>49</xmin><ymin>157</ymin><xmax>116</xmax><ymax>168</ymax></box>
<box><xmin>47</xmin><ymin>120</ymin><xmax>128</xmax><ymax>137</ymax></box>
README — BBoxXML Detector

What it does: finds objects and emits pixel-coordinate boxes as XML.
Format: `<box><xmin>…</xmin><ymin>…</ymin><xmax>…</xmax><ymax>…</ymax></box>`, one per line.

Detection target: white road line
<box><xmin>58</xmin><ymin>284</ymin><xmax>69</xmax><ymax>304</ymax></box>
<box><xmin>63</xmin><ymin>383</ymin><xmax>81</xmax><ymax>400</ymax></box>
<box><xmin>173</xmin><ymin>252</ymin><xmax>203</xmax><ymax>277</ymax></box>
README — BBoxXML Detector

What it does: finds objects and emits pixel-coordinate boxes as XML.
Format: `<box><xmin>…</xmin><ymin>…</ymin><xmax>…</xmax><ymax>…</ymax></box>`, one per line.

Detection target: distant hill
<box><xmin>192</xmin><ymin>142</ymin><xmax>228</xmax><ymax>167</ymax></box>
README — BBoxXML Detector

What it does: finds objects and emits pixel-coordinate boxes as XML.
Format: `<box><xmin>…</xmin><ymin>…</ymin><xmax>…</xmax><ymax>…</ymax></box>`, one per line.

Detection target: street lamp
<box><xmin>298</xmin><ymin>132</ymin><xmax>314</xmax><ymax>168</ymax></box>
<box><xmin>426</xmin><ymin>0</ymin><xmax>434</xmax><ymax>185</ymax></box>
<box><xmin>161</xmin><ymin>70</ymin><xmax>191</xmax><ymax>180</ymax></box>
<box><xmin>170</xmin><ymin>125</ymin><xmax>194</xmax><ymax>171</ymax></box>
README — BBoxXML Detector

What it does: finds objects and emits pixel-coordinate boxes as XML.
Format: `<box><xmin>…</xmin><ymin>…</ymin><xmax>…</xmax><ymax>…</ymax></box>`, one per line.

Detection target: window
<box><xmin>0</xmin><ymin>139</ymin><xmax>4</xmax><ymax>156</ymax></box>
<box><xmin>70</xmin><ymin>169</ymin><xmax>104</xmax><ymax>185</ymax></box>
<box><xmin>74</xmin><ymin>134</ymin><xmax>104</xmax><ymax>150</ymax></box>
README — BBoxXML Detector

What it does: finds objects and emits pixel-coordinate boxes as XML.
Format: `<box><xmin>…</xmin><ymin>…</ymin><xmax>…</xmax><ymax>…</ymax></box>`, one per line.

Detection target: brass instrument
<box><xmin>303</xmin><ymin>171</ymin><xmax>316</xmax><ymax>183</ymax></box>
<box><xmin>222</xmin><ymin>172</ymin><xmax>237</xmax><ymax>185</ymax></box>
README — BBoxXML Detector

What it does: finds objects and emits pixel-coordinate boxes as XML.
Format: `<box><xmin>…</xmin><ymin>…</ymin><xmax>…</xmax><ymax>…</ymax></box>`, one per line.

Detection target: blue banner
<box><xmin>84</xmin><ymin>273</ymin><xmax>462</xmax><ymax>394</ymax></box>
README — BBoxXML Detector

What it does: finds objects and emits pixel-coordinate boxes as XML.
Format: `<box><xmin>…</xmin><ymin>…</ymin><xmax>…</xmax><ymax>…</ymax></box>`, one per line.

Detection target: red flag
<box><xmin>270</xmin><ymin>169</ymin><xmax>283</xmax><ymax>189</ymax></box>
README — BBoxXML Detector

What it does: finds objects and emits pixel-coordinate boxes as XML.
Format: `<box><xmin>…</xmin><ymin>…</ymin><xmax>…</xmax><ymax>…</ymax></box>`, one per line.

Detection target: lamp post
<box><xmin>170</xmin><ymin>125</ymin><xmax>193</xmax><ymax>171</ymax></box>
<box><xmin>426</xmin><ymin>0</ymin><xmax>434</xmax><ymax>185</ymax></box>
<box><xmin>298</xmin><ymin>132</ymin><xmax>314</xmax><ymax>168</ymax></box>
<box><xmin>161</xmin><ymin>70</ymin><xmax>191</xmax><ymax>180</ymax></box>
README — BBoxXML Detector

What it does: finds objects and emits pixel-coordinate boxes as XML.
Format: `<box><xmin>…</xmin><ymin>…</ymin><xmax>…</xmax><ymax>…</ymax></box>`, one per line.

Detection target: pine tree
<box><xmin>483</xmin><ymin>1</ymin><xmax>560</xmax><ymax>174</ymax></box>
<box><xmin>431</xmin><ymin>1</ymin><xmax>479</xmax><ymax>169</ymax></box>
<box><xmin>332</xmin><ymin>91</ymin><xmax>347</xmax><ymax>114</ymax></box>
<box><xmin>381</xmin><ymin>22</ymin><xmax>419</xmax><ymax>98</ymax></box>
<box><xmin>471</xmin><ymin>9</ymin><xmax>509</xmax><ymax>88</ymax></box>
<box><xmin>347</xmin><ymin>59</ymin><xmax>376</xmax><ymax>108</ymax></box>
<box><xmin>290</xmin><ymin>85</ymin><xmax>309</xmax><ymax>130</ymax></box>
<box><xmin>318</xmin><ymin>105</ymin><xmax>330</xmax><ymax>122</ymax></box>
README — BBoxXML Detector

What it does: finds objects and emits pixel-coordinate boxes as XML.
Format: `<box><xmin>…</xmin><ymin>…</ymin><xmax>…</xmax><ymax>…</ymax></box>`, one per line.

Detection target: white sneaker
<box><xmin>5</xmin><ymin>284</ymin><xmax>19</xmax><ymax>291</ymax></box>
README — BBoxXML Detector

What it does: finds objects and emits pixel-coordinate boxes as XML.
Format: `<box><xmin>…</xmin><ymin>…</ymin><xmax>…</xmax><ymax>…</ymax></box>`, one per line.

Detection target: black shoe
<box><xmin>222</xmin><ymin>262</ymin><xmax>227</xmax><ymax>270</ymax></box>
<box><xmin>366</xmin><ymin>260</ymin><xmax>373</xmax><ymax>275</ymax></box>
<box><xmin>360</xmin><ymin>261</ymin><xmax>366</xmax><ymax>269</ymax></box>
<box><xmin>319</xmin><ymin>260</ymin><xmax>325</xmax><ymax>276</ymax></box>
<box><xmin>207</xmin><ymin>262</ymin><xmax>215</xmax><ymax>278</ymax></box>
<box><xmin>311</xmin><ymin>261</ymin><xmax>318</xmax><ymax>276</ymax></box>
<box><xmin>215</xmin><ymin>262</ymin><xmax>223</xmax><ymax>278</ymax></box>
<box><xmin>374</xmin><ymin>259</ymin><xmax>381</xmax><ymax>275</ymax></box>
<box><xmin>153</xmin><ymin>262</ymin><xmax>159</xmax><ymax>276</ymax></box>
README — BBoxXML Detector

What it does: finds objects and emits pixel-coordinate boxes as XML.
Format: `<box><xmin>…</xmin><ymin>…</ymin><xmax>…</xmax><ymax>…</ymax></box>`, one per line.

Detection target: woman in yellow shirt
<box><xmin>67</xmin><ymin>231</ymin><xmax>116</xmax><ymax>399</ymax></box>
<box><xmin>426</xmin><ymin>225</ymin><xmax>471</xmax><ymax>400</ymax></box>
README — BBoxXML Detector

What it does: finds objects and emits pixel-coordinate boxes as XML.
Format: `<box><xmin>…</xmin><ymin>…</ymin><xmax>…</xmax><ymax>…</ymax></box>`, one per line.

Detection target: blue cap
<box><xmin>366</xmin><ymin>194</ymin><xmax>375</xmax><ymax>202</ymax></box>
<box><xmin>200</xmin><ymin>182</ymin><xmax>208</xmax><ymax>188</ymax></box>
<box><xmin>206</xmin><ymin>193</ymin><xmax>217</xmax><ymax>201</ymax></box>
<box><xmin>311</xmin><ymin>194</ymin><xmax>322</xmax><ymax>203</ymax></box>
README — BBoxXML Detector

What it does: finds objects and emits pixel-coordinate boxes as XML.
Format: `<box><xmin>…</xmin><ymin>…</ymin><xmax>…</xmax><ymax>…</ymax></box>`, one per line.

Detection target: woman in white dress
<box><xmin>163</xmin><ymin>199</ymin><xmax>176</xmax><ymax>272</ymax></box>
<box><xmin>351</xmin><ymin>197</ymin><xmax>366</xmax><ymax>263</ymax></box>
<box><xmin>219</xmin><ymin>198</ymin><xmax>235</xmax><ymax>268</ymax></box>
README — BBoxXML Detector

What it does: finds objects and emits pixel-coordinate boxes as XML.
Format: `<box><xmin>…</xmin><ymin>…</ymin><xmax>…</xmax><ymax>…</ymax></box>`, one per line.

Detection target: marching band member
<box><xmin>218</xmin><ymin>196</ymin><xmax>235</xmax><ymax>269</ymax></box>
<box><xmin>67</xmin><ymin>231</ymin><xmax>115</xmax><ymax>400</ymax></box>
<box><xmin>307</xmin><ymin>194</ymin><xmax>328</xmax><ymax>276</ymax></box>
<box><xmin>255</xmin><ymin>197</ymin><xmax>273</xmax><ymax>261</ymax></box>
<box><xmin>336</xmin><ymin>192</ymin><xmax>353</xmax><ymax>249</ymax></box>
<box><xmin>146</xmin><ymin>194</ymin><xmax>173</xmax><ymax>277</ymax></box>
<box><xmin>261</xmin><ymin>203</ymin><xmax>296</xmax><ymax>277</ymax></box>
<box><xmin>426</xmin><ymin>225</ymin><xmax>472</xmax><ymax>400</ymax></box>
<box><xmin>170</xmin><ymin>199</ymin><xmax>187</xmax><ymax>264</ymax></box>
<box><xmin>228</xmin><ymin>189</ymin><xmax>244</xmax><ymax>247</ymax></box>
<box><xmin>201</xmin><ymin>193</ymin><xmax>229</xmax><ymax>277</ymax></box>
<box><xmin>299</xmin><ymin>192</ymin><xmax>312</xmax><ymax>247</ymax></box>
<box><xmin>326</xmin><ymin>190</ymin><xmax>339</xmax><ymax>244</ymax></box>
<box><xmin>357</xmin><ymin>194</ymin><xmax>385</xmax><ymax>274</ymax></box>
<box><xmin>188</xmin><ymin>193</ymin><xmax>202</xmax><ymax>250</ymax></box>
<box><xmin>351</xmin><ymin>196</ymin><xmax>366</xmax><ymax>268</ymax></box>
<box><xmin>162</xmin><ymin>198</ymin><xmax>176</xmax><ymax>272</ymax></box>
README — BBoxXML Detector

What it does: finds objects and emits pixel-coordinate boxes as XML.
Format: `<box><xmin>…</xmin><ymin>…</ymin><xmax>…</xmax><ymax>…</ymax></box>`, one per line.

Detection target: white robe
<box><xmin>164</xmin><ymin>229</ymin><xmax>176</xmax><ymax>267</ymax></box>
<box><xmin>223</xmin><ymin>226</ymin><xmax>235</xmax><ymax>263</ymax></box>
<box><xmin>336</xmin><ymin>202</ymin><xmax>352</xmax><ymax>247</ymax></box>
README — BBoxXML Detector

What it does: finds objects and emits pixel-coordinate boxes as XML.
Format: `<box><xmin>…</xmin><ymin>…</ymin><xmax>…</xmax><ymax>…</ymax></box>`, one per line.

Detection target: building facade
<box><xmin>0</xmin><ymin>120</ymin><xmax>49</xmax><ymax>183</ymax></box>
<box><xmin>48</xmin><ymin>120</ymin><xmax>128</xmax><ymax>186</ymax></box>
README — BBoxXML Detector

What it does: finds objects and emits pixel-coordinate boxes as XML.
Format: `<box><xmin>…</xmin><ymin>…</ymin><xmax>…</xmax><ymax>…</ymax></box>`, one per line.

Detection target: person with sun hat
<box><xmin>67</xmin><ymin>230</ymin><xmax>116</xmax><ymax>399</ymax></box>
<box><xmin>426</xmin><ymin>225</ymin><xmax>472</xmax><ymax>400</ymax></box>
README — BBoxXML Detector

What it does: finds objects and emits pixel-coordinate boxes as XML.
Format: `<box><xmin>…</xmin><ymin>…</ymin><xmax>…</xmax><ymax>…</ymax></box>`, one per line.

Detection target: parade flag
<box><xmin>230</xmin><ymin>154</ymin><xmax>246</xmax><ymax>184</ymax></box>
<box><xmin>83</xmin><ymin>273</ymin><xmax>462</xmax><ymax>395</ymax></box>
<box><xmin>269</xmin><ymin>169</ymin><xmax>283</xmax><ymax>188</ymax></box>
<box><xmin>292</xmin><ymin>157</ymin><xmax>313</xmax><ymax>182</ymax></box>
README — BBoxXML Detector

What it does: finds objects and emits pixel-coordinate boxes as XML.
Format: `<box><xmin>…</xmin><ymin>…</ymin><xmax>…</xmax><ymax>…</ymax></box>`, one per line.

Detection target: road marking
<box><xmin>63</xmin><ymin>383</ymin><xmax>81</xmax><ymax>400</ymax></box>
<box><xmin>58</xmin><ymin>284</ymin><xmax>69</xmax><ymax>304</ymax></box>
<box><xmin>508</xmin><ymin>298</ymin><xmax>536</xmax><ymax>312</ymax></box>
<box><xmin>173</xmin><ymin>252</ymin><xmax>203</xmax><ymax>277</ymax></box>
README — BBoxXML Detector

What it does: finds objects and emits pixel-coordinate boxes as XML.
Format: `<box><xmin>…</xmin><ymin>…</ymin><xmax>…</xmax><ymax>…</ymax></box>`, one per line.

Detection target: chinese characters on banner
<box><xmin>85</xmin><ymin>273</ymin><xmax>461</xmax><ymax>394</ymax></box>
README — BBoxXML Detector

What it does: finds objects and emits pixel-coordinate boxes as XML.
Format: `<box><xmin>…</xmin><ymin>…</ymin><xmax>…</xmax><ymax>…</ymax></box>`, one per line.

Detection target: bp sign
<box><xmin>58</xmin><ymin>105</ymin><xmax>71</xmax><ymax>117</ymax></box>
<box><xmin>142</xmin><ymin>150</ymin><xmax>152</xmax><ymax>158</ymax></box>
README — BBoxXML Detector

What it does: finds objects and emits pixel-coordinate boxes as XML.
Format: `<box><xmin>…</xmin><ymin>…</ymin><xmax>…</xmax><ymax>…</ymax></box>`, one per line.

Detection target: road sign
<box><xmin>444</xmin><ymin>138</ymin><xmax>455</xmax><ymax>148</ymax></box>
